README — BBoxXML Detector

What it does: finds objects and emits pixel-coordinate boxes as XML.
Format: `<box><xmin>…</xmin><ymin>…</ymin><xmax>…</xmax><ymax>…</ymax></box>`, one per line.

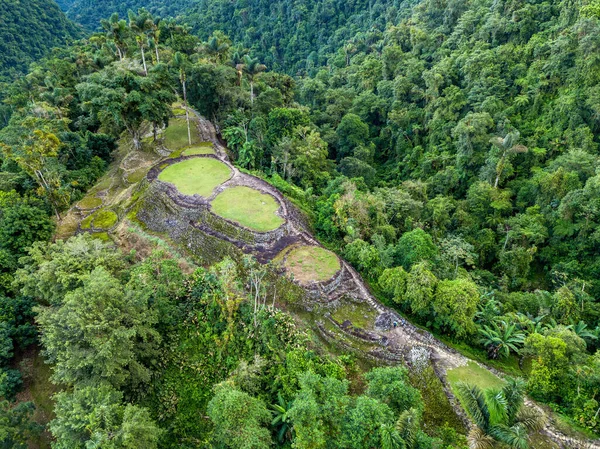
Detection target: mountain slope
<box><xmin>0</xmin><ymin>0</ymin><xmax>81</xmax><ymax>80</ymax></box>
<box><xmin>59</xmin><ymin>0</ymin><xmax>418</xmax><ymax>73</ymax></box>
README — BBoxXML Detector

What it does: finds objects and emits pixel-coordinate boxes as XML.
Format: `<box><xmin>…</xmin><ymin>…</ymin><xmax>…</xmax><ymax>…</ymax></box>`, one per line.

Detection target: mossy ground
<box><xmin>81</xmin><ymin>209</ymin><xmax>118</xmax><ymax>230</ymax></box>
<box><xmin>76</xmin><ymin>196</ymin><xmax>102</xmax><ymax>209</ymax></box>
<box><xmin>163</xmin><ymin>118</ymin><xmax>201</xmax><ymax>150</ymax></box>
<box><xmin>158</xmin><ymin>158</ymin><xmax>232</xmax><ymax>197</ymax></box>
<box><xmin>330</xmin><ymin>300</ymin><xmax>378</xmax><ymax>329</ymax></box>
<box><xmin>282</xmin><ymin>245</ymin><xmax>341</xmax><ymax>284</ymax></box>
<box><xmin>211</xmin><ymin>186</ymin><xmax>284</xmax><ymax>232</ymax></box>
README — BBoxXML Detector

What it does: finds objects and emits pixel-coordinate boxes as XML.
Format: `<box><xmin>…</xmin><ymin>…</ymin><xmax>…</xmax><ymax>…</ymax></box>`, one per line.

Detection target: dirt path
<box><xmin>189</xmin><ymin>113</ymin><xmax>598</xmax><ymax>449</ymax></box>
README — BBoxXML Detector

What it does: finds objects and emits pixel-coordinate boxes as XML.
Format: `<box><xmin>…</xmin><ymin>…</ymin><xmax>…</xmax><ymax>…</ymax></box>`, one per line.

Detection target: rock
<box><xmin>375</xmin><ymin>312</ymin><xmax>393</xmax><ymax>331</ymax></box>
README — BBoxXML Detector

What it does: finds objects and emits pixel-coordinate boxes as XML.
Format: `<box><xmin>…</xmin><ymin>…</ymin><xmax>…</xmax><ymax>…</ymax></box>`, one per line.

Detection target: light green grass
<box><xmin>172</xmin><ymin>108</ymin><xmax>186</xmax><ymax>116</ymax></box>
<box><xmin>77</xmin><ymin>196</ymin><xmax>102</xmax><ymax>210</ymax></box>
<box><xmin>282</xmin><ymin>245</ymin><xmax>341</xmax><ymax>284</ymax></box>
<box><xmin>211</xmin><ymin>186</ymin><xmax>284</xmax><ymax>232</ymax></box>
<box><xmin>158</xmin><ymin>158</ymin><xmax>232</xmax><ymax>197</ymax></box>
<box><xmin>127</xmin><ymin>167</ymin><xmax>149</xmax><ymax>184</ymax></box>
<box><xmin>81</xmin><ymin>209</ymin><xmax>118</xmax><ymax>230</ymax></box>
<box><xmin>447</xmin><ymin>362</ymin><xmax>505</xmax><ymax>391</ymax></box>
<box><xmin>164</xmin><ymin>118</ymin><xmax>200</xmax><ymax>150</ymax></box>
<box><xmin>182</xmin><ymin>144</ymin><xmax>215</xmax><ymax>156</ymax></box>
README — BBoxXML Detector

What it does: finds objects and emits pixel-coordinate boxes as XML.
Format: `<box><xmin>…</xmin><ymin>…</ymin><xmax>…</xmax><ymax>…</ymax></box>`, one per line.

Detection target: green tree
<box><xmin>395</xmin><ymin>229</ymin><xmax>437</xmax><ymax>270</ymax></box>
<box><xmin>457</xmin><ymin>378</ymin><xmax>544</xmax><ymax>449</ymax></box>
<box><xmin>364</xmin><ymin>366</ymin><xmax>422</xmax><ymax>415</ymax></box>
<box><xmin>0</xmin><ymin>401</ymin><xmax>41</xmax><ymax>449</ymax></box>
<box><xmin>35</xmin><ymin>266</ymin><xmax>159</xmax><ymax>388</ymax></box>
<box><xmin>16</xmin><ymin>234</ymin><xmax>126</xmax><ymax>306</ymax></box>
<box><xmin>77</xmin><ymin>63</ymin><xmax>175</xmax><ymax>150</ymax></box>
<box><xmin>336</xmin><ymin>113</ymin><xmax>369</xmax><ymax>160</ymax></box>
<box><xmin>287</xmin><ymin>372</ymin><xmax>349</xmax><ymax>449</ymax></box>
<box><xmin>50</xmin><ymin>385</ymin><xmax>161</xmax><ymax>449</ymax></box>
<box><xmin>207</xmin><ymin>383</ymin><xmax>272</xmax><ymax>449</ymax></box>
<box><xmin>433</xmin><ymin>278</ymin><xmax>479</xmax><ymax>338</ymax></box>
<box><xmin>479</xmin><ymin>321</ymin><xmax>526</xmax><ymax>359</ymax></box>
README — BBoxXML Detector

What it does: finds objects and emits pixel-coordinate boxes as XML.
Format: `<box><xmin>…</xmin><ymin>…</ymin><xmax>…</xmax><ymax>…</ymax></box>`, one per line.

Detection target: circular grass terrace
<box><xmin>158</xmin><ymin>158</ymin><xmax>232</xmax><ymax>197</ymax></box>
<box><xmin>211</xmin><ymin>186</ymin><xmax>284</xmax><ymax>232</ymax></box>
<box><xmin>281</xmin><ymin>245</ymin><xmax>341</xmax><ymax>284</ymax></box>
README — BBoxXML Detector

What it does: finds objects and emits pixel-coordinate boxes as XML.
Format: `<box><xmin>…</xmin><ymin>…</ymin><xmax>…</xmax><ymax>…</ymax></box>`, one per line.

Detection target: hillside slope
<box><xmin>0</xmin><ymin>0</ymin><xmax>81</xmax><ymax>80</ymax></box>
<box><xmin>59</xmin><ymin>0</ymin><xmax>418</xmax><ymax>73</ymax></box>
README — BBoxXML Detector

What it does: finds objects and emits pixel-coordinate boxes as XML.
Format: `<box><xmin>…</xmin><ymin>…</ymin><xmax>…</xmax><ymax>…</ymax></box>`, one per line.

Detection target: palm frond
<box><xmin>516</xmin><ymin>406</ymin><xmax>546</xmax><ymax>433</ymax></box>
<box><xmin>502</xmin><ymin>377</ymin><xmax>525</xmax><ymax>425</ymax></box>
<box><xmin>396</xmin><ymin>408</ymin><xmax>420</xmax><ymax>449</ymax></box>
<box><xmin>456</xmin><ymin>382</ymin><xmax>490</xmax><ymax>431</ymax></box>
<box><xmin>468</xmin><ymin>427</ymin><xmax>495</xmax><ymax>449</ymax></box>
<box><xmin>485</xmin><ymin>389</ymin><xmax>508</xmax><ymax>426</ymax></box>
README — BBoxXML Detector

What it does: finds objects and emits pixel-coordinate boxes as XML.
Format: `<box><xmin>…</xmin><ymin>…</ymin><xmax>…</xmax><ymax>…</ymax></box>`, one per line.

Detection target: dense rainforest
<box><xmin>0</xmin><ymin>0</ymin><xmax>81</xmax><ymax>81</ymax></box>
<box><xmin>1</xmin><ymin>0</ymin><xmax>600</xmax><ymax>448</ymax></box>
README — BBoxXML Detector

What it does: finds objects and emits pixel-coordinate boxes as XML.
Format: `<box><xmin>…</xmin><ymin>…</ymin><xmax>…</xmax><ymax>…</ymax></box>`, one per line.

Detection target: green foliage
<box><xmin>0</xmin><ymin>400</ymin><xmax>41</xmax><ymax>448</ymax></box>
<box><xmin>50</xmin><ymin>385</ymin><xmax>161</xmax><ymax>449</ymax></box>
<box><xmin>0</xmin><ymin>0</ymin><xmax>80</xmax><ymax>80</ymax></box>
<box><xmin>433</xmin><ymin>279</ymin><xmax>480</xmax><ymax>338</ymax></box>
<box><xmin>364</xmin><ymin>366</ymin><xmax>422</xmax><ymax>415</ymax></box>
<box><xmin>395</xmin><ymin>229</ymin><xmax>437</xmax><ymax>270</ymax></box>
<box><xmin>207</xmin><ymin>383</ymin><xmax>273</xmax><ymax>449</ymax></box>
<box><xmin>35</xmin><ymin>266</ymin><xmax>160</xmax><ymax>388</ymax></box>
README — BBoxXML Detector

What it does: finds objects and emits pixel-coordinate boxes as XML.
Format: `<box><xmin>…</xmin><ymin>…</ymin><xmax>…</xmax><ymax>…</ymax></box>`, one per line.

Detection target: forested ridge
<box><xmin>0</xmin><ymin>0</ymin><xmax>600</xmax><ymax>448</ymax></box>
<box><xmin>0</xmin><ymin>0</ymin><xmax>81</xmax><ymax>81</ymax></box>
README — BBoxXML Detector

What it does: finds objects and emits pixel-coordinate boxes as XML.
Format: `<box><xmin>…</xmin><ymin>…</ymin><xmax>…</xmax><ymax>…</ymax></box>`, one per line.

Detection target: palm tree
<box><xmin>203</xmin><ymin>33</ymin><xmax>230</xmax><ymax>63</ymax></box>
<box><xmin>128</xmin><ymin>9</ymin><xmax>154</xmax><ymax>75</ymax></box>
<box><xmin>379</xmin><ymin>423</ymin><xmax>405</xmax><ymax>449</ymax></box>
<box><xmin>457</xmin><ymin>378</ymin><xmax>545</xmax><ymax>449</ymax></box>
<box><xmin>238</xmin><ymin>55</ymin><xmax>266</xmax><ymax>106</ymax></box>
<box><xmin>100</xmin><ymin>13</ymin><xmax>128</xmax><ymax>61</ymax></box>
<box><xmin>378</xmin><ymin>407</ymin><xmax>421</xmax><ymax>449</ymax></box>
<box><xmin>271</xmin><ymin>392</ymin><xmax>293</xmax><ymax>443</ymax></box>
<box><xmin>479</xmin><ymin>320</ymin><xmax>525</xmax><ymax>359</ymax></box>
<box><xmin>172</xmin><ymin>52</ymin><xmax>192</xmax><ymax>146</ymax></box>
<box><xmin>568</xmin><ymin>321</ymin><xmax>598</xmax><ymax>344</ymax></box>
<box><xmin>489</xmin><ymin>129</ymin><xmax>528</xmax><ymax>188</ymax></box>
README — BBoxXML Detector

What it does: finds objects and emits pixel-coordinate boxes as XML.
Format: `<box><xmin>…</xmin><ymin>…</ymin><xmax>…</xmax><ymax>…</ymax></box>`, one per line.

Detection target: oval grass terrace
<box><xmin>157</xmin><ymin>157</ymin><xmax>232</xmax><ymax>197</ymax></box>
<box><xmin>211</xmin><ymin>185</ymin><xmax>285</xmax><ymax>233</ymax></box>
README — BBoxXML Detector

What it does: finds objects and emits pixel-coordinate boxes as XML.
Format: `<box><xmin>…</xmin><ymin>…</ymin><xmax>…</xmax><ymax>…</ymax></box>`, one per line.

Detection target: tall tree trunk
<box><xmin>182</xmin><ymin>77</ymin><xmax>192</xmax><ymax>146</ymax></box>
<box><xmin>140</xmin><ymin>45</ymin><xmax>148</xmax><ymax>75</ymax></box>
<box><xmin>494</xmin><ymin>149</ymin><xmax>507</xmax><ymax>188</ymax></box>
<box><xmin>250</xmin><ymin>80</ymin><xmax>254</xmax><ymax>105</ymax></box>
<box><xmin>154</xmin><ymin>41</ymin><xmax>160</xmax><ymax>63</ymax></box>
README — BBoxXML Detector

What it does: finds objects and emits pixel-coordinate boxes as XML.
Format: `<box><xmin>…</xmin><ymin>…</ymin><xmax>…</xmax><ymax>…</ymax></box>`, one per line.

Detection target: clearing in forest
<box><xmin>163</xmin><ymin>118</ymin><xmax>201</xmax><ymax>150</ymax></box>
<box><xmin>158</xmin><ymin>158</ymin><xmax>232</xmax><ymax>197</ymax></box>
<box><xmin>211</xmin><ymin>186</ymin><xmax>284</xmax><ymax>232</ymax></box>
<box><xmin>281</xmin><ymin>245</ymin><xmax>341</xmax><ymax>284</ymax></box>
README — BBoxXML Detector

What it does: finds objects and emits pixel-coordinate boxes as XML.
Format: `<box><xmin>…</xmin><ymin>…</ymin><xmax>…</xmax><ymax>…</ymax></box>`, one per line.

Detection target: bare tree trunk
<box><xmin>36</xmin><ymin>170</ymin><xmax>61</xmax><ymax>220</ymax></box>
<box><xmin>182</xmin><ymin>77</ymin><xmax>192</xmax><ymax>146</ymax></box>
<box><xmin>131</xmin><ymin>129</ymin><xmax>142</xmax><ymax>151</ymax></box>
<box><xmin>155</xmin><ymin>43</ymin><xmax>160</xmax><ymax>63</ymax></box>
<box><xmin>250</xmin><ymin>80</ymin><xmax>254</xmax><ymax>105</ymax></box>
<box><xmin>140</xmin><ymin>45</ymin><xmax>148</xmax><ymax>75</ymax></box>
<box><xmin>494</xmin><ymin>149</ymin><xmax>507</xmax><ymax>188</ymax></box>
